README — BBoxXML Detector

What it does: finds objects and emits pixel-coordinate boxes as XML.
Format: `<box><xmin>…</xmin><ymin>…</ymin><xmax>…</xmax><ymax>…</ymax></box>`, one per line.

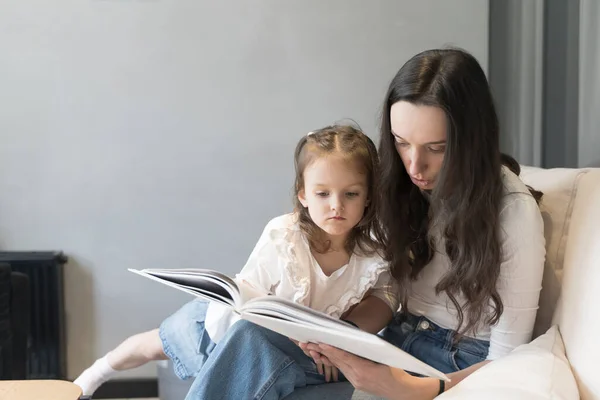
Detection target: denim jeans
<box><xmin>159</xmin><ymin>299</ymin><xmax>217</xmax><ymax>380</ymax></box>
<box><xmin>382</xmin><ymin>312</ymin><xmax>490</xmax><ymax>374</ymax></box>
<box><xmin>162</xmin><ymin>300</ymin><xmax>489</xmax><ymax>400</ymax></box>
<box><xmin>159</xmin><ymin>300</ymin><xmax>326</xmax><ymax>399</ymax></box>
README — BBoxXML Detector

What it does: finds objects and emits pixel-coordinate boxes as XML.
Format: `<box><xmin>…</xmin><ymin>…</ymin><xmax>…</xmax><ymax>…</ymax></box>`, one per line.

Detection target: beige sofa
<box><xmin>289</xmin><ymin>166</ymin><xmax>600</xmax><ymax>400</ymax></box>
<box><xmin>516</xmin><ymin>166</ymin><xmax>600</xmax><ymax>400</ymax></box>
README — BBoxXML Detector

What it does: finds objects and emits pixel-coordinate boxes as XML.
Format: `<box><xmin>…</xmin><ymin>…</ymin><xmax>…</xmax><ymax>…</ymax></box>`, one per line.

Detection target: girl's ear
<box><xmin>298</xmin><ymin>189</ymin><xmax>308</xmax><ymax>208</ymax></box>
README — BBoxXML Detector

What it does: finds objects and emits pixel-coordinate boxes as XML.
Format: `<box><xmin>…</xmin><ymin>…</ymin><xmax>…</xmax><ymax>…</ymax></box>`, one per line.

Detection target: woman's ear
<box><xmin>298</xmin><ymin>189</ymin><xmax>308</xmax><ymax>208</ymax></box>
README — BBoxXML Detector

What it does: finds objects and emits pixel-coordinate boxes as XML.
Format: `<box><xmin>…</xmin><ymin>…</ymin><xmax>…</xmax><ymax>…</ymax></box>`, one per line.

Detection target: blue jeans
<box><xmin>159</xmin><ymin>300</ymin><xmax>326</xmax><ymax>399</ymax></box>
<box><xmin>174</xmin><ymin>305</ymin><xmax>489</xmax><ymax>400</ymax></box>
<box><xmin>382</xmin><ymin>312</ymin><xmax>490</xmax><ymax>374</ymax></box>
<box><xmin>159</xmin><ymin>299</ymin><xmax>217</xmax><ymax>380</ymax></box>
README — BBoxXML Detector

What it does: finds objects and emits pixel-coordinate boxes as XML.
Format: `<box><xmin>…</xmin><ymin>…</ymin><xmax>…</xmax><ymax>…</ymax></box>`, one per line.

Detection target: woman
<box><xmin>183</xmin><ymin>48</ymin><xmax>546</xmax><ymax>400</ymax></box>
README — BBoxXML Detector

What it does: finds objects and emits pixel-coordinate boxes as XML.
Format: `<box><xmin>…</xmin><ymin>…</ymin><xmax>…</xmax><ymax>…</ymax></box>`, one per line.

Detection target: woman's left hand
<box><xmin>305</xmin><ymin>343</ymin><xmax>426</xmax><ymax>400</ymax></box>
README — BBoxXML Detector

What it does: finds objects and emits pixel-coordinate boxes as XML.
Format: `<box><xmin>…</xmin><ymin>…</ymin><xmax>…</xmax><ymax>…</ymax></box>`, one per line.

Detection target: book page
<box><xmin>242</xmin><ymin>314</ymin><xmax>449</xmax><ymax>381</ymax></box>
<box><xmin>129</xmin><ymin>269</ymin><xmax>238</xmax><ymax>307</ymax></box>
<box><xmin>241</xmin><ymin>296</ymin><xmax>357</xmax><ymax>332</ymax></box>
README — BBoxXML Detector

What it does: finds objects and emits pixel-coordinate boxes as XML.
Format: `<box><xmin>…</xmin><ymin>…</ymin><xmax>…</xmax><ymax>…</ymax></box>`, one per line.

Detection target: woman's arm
<box><xmin>486</xmin><ymin>196</ymin><xmax>545</xmax><ymax>359</ymax></box>
<box><xmin>311</xmin><ymin>344</ymin><xmax>491</xmax><ymax>400</ymax></box>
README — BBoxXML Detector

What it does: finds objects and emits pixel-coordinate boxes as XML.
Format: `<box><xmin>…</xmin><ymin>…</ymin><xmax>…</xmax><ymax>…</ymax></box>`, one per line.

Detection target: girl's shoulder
<box><xmin>351</xmin><ymin>248</ymin><xmax>388</xmax><ymax>271</ymax></box>
<box><xmin>263</xmin><ymin>213</ymin><xmax>301</xmax><ymax>233</ymax></box>
<box><xmin>261</xmin><ymin>213</ymin><xmax>303</xmax><ymax>244</ymax></box>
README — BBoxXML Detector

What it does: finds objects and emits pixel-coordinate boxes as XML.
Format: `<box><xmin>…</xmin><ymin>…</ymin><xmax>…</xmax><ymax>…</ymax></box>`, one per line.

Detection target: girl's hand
<box><xmin>293</xmin><ymin>341</ymin><xmax>339</xmax><ymax>382</ymax></box>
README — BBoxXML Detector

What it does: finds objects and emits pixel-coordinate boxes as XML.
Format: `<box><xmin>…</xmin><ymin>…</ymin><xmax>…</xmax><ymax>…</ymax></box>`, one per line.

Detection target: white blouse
<box><xmin>205</xmin><ymin>213</ymin><xmax>399</xmax><ymax>343</ymax></box>
<box><xmin>407</xmin><ymin>167</ymin><xmax>546</xmax><ymax>360</ymax></box>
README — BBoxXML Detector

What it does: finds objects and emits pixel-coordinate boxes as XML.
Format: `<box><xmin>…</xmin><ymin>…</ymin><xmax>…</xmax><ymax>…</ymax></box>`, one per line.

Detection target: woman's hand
<box><xmin>306</xmin><ymin>343</ymin><xmax>439</xmax><ymax>400</ymax></box>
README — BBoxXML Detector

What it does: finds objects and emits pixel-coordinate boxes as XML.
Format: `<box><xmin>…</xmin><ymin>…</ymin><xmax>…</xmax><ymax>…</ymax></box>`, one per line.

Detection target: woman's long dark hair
<box><xmin>378</xmin><ymin>48</ymin><xmax>541</xmax><ymax>335</ymax></box>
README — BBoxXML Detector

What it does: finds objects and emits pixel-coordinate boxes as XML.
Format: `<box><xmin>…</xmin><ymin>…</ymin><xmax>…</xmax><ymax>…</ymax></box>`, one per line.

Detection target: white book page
<box><xmin>242</xmin><ymin>314</ymin><xmax>449</xmax><ymax>381</ymax></box>
<box><xmin>241</xmin><ymin>296</ymin><xmax>357</xmax><ymax>331</ymax></box>
<box><xmin>129</xmin><ymin>269</ymin><xmax>236</xmax><ymax>307</ymax></box>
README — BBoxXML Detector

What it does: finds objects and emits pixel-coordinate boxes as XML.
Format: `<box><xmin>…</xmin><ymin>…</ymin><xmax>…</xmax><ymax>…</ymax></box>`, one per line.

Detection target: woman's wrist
<box><xmin>403</xmin><ymin>377</ymin><xmax>440</xmax><ymax>400</ymax></box>
<box><xmin>387</xmin><ymin>372</ymin><xmax>440</xmax><ymax>400</ymax></box>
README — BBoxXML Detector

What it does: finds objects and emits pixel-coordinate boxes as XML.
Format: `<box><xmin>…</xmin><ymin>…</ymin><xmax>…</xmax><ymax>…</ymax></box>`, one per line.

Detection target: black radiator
<box><xmin>0</xmin><ymin>251</ymin><xmax>67</xmax><ymax>379</ymax></box>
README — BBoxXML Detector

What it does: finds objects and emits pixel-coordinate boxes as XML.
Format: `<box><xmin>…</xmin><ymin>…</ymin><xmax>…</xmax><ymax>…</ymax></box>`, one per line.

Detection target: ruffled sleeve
<box><xmin>235</xmin><ymin>217</ymin><xmax>284</xmax><ymax>294</ymax></box>
<box><xmin>369</xmin><ymin>271</ymin><xmax>400</xmax><ymax>312</ymax></box>
<box><xmin>235</xmin><ymin>214</ymin><xmax>311</xmax><ymax>301</ymax></box>
<box><xmin>323</xmin><ymin>257</ymin><xmax>395</xmax><ymax>318</ymax></box>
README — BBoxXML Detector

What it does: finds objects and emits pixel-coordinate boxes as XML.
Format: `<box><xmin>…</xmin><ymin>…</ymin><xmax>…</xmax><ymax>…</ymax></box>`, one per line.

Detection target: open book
<box><xmin>129</xmin><ymin>268</ymin><xmax>449</xmax><ymax>381</ymax></box>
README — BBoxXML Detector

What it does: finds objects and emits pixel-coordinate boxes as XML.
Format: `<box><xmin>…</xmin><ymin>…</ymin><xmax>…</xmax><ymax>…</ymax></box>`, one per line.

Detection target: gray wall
<box><xmin>579</xmin><ymin>0</ymin><xmax>600</xmax><ymax>167</ymax></box>
<box><xmin>0</xmin><ymin>1</ymin><xmax>488</xmax><ymax>379</ymax></box>
<box><xmin>542</xmin><ymin>0</ymin><xmax>581</xmax><ymax>168</ymax></box>
<box><xmin>490</xmin><ymin>0</ymin><xmax>600</xmax><ymax>168</ymax></box>
<box><xmin>489</xmin><ymin>0</ymin><xmax>544</xmax><ymax>166</ymax></box>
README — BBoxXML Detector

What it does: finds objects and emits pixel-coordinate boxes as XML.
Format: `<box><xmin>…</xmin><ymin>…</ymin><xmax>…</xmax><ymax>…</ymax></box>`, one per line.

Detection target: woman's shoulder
<box><xmin>499</xmin><ymin>166</ymin><xmax>543</xmax><ymax>225</ymax></box>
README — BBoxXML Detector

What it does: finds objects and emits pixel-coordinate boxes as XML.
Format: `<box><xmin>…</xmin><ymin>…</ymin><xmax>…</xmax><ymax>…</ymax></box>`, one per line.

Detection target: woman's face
<box><xmin>390</xmin><ymin>101</ymin><xmax>447</xmax><ymax>190</ymax></box>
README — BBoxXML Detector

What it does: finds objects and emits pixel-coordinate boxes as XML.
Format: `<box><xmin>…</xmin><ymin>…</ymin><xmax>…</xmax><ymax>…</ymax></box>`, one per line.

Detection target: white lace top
<box><xmin>205</xmin><ymin>213</ymin><xmax>399</xmax><ymax>343</ymax></box>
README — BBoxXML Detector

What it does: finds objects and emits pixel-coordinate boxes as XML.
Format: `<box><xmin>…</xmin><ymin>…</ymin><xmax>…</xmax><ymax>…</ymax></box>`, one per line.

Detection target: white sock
<box><xmin>74</xmin><ymin>355</ymin><xmax>117</xmax><ymax>396</ymax></box>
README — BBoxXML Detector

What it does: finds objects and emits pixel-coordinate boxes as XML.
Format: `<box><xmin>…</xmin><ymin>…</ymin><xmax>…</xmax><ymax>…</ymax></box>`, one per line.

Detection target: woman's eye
<box><xmin>396</xmin><ymin>141</ymin><xmax>409</xmax><ymax>147</ymax></box>
<box><xmin>429</xmin><ymin>146</ymin><xmax>446</xmax><ymax>153</ymax></box>
<box><xmin>316</xmin><ymin>192</ymin><xmax>329</xmax><ymax>197</ymax></box>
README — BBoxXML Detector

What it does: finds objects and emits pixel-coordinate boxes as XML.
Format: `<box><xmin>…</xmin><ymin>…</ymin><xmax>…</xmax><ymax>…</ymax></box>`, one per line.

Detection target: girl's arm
<box><xmin>343</xmin><ymin>295</ymin><xmax>393</xmax><ymax>334</ymax></box>
<box><xmin>343</xmin><ymin>269</ymin><xmax>398</xmax><ymax>333</ymax></box>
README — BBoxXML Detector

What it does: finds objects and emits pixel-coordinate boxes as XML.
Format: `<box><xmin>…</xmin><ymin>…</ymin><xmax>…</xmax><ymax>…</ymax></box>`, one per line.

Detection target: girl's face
<box><xmin>298</xmin><ymin>155</ymin><xmax>369</xmax><ymax>242</ymax></box>
<box><xmin>390</xmin><ymin>101</ymin><xmax>447</xmax><ymax>190</ymax></box>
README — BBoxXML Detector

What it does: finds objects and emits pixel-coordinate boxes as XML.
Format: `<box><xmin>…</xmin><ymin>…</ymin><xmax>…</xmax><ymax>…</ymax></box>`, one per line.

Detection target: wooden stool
<box><xmin>0</xmin><ymin>380</ymin><xmax>82</xmax><ymax>400</ymax></box>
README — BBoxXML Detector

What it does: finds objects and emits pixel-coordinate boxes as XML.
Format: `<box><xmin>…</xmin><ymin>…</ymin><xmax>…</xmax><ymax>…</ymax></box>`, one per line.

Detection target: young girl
<box><xmin>74</xmin><ymin>124</ymin><xmax>399</xmax><ymax>396</ymax></box>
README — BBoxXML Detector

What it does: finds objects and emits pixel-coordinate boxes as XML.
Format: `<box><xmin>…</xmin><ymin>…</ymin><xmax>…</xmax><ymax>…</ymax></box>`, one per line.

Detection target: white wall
<box><xmin>0</xmin><ymin>0</ymin><xmax>488</xmax><ymax>379</ymax></box>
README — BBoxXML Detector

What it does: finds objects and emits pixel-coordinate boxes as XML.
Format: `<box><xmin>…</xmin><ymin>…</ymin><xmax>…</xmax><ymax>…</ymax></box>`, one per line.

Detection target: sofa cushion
<box><xmin>437</xmin><ymin>325</ymin><xmax>579</xmax><ymax>400</ymax></box>
<box><xmin>519</xmin><ymin>166</ymin><xmax>589</xmax><ymax>338</ymax></box>
<box><xmin>550</xmin><ymin>169</ymin><xmax>600</xmax><ymax>400</ymax></box>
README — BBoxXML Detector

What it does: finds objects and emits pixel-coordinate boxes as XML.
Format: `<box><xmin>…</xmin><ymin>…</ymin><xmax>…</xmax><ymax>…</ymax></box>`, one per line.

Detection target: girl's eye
<box><xmin>396</xmin><ymin>141</ymin><xmax>409</xmax><ymax>147</ymax></box>
<box><xmin>316</xmin><ymin>192</ymin><xmax>329</xmax><ymax>197</ymax></box>
<box><xmin>345</xmin><ymin>192</ymin><xmax>359</xmax><ymax>198</ymax></box>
